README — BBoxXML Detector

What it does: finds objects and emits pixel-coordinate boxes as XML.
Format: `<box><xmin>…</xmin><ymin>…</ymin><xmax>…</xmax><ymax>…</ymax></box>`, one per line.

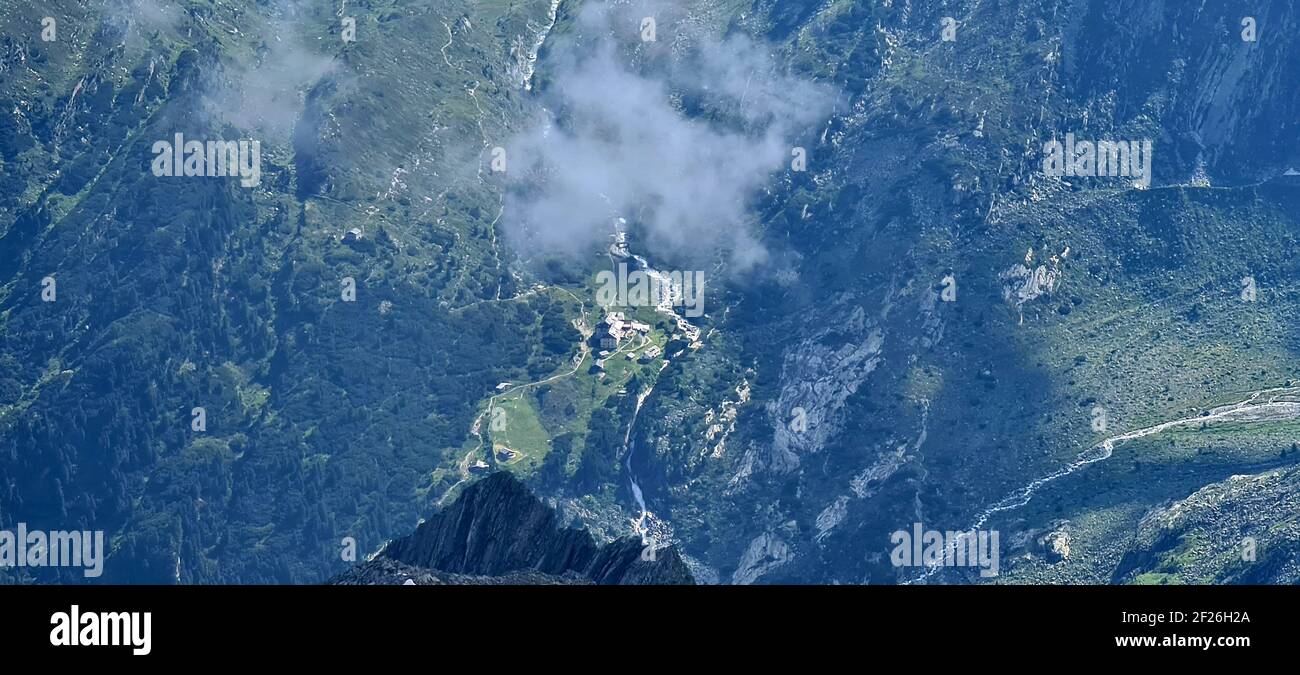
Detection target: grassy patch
<box><xmin>490</xmin><ymin>390</ymin><xmax>553</xmax><ymax>475</ymax></box>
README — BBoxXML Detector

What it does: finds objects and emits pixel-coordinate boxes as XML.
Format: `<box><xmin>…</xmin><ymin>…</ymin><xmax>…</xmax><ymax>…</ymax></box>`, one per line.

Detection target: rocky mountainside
<box><xmin>3</xmin><ymin>0</ymin><xmax>1298</xmax><ymax>587</ymax></box>
<box><xmin>333</xmin><ymin>472</ymin><xmax>694</xmax><ymax>585</ymax></box>
<box><xmin>1111</xmin><ymin>465</ymin><xmax>1300</xmax><ymax>585</ymax></box>
<box><xmin>601</xmin><ymin>0</ymin><xmax>1300</xmax><ymax>584</ymax></box>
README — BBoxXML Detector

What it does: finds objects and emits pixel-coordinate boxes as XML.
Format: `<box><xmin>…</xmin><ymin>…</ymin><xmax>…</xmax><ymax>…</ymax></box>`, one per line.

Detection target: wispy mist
<box><xmin>503</xmin><ymin>0</ymin><xmax>837</xmax><ymax>271</ymax></box>
<box><xmin>202</xmin><ymin>3</ymin><xmax>339</xmax><ymax>140</ymax></box>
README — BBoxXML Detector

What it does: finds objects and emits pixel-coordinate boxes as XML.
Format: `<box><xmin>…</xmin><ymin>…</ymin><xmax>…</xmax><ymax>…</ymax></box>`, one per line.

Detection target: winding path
<box><xmin>437</xmin><ymin>287</ymin><xmax>593</xmax><ymax>506</ymax></box>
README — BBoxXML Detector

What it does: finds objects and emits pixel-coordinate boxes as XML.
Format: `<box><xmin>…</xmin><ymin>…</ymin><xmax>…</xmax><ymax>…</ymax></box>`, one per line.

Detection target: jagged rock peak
<box><xmin>334</xmin><ymin>472</ymin><xmax>694</xmax><ymax>585</ymax></box>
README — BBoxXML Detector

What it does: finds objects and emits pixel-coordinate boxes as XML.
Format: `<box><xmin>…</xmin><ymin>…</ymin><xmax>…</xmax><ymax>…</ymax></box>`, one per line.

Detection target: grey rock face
<box><xmin>731</xmin><ymin>531</ymin><xmax>793</xmax><ymax>585</ymax></box>
<box><xmin>763</xmin><ymin>305</ymin><xmax>885</xmax><ymax>476</ymax></box>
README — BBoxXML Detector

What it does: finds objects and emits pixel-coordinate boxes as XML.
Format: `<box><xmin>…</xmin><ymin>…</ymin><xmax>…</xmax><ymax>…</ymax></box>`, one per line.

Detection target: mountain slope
<box><xmin>573</xmin><ymin>0</ymin><xmax>1300</xmax><ymax>584</ymax></box>
<box><xmin>3</xmin><ymin>0</ymin><xmax>1298</xmax><ymax>587</ymax></box>
<box><xmin>0</xmin><ymin>0</ymin><xmax>573</xmax><ymax>583</ymax></box>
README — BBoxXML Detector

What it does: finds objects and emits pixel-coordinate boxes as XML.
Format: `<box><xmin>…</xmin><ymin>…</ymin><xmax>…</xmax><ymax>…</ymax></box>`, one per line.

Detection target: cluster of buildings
<box><xmin>592</xmin><ymin>311</ymin><xmax>651</xmax><ymax>351</ymax></box>
<box><xmin>591</xmin><ymin>311</ymin><xmax>665</xmax><ymax>375</ymax></box>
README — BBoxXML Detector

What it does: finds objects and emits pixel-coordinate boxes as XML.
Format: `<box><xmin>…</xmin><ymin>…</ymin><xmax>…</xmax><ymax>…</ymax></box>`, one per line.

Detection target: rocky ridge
<box><xmin>332</xmin><ymin>472</ymin><xmax>695</xmax><ymax>585</ymax></box>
